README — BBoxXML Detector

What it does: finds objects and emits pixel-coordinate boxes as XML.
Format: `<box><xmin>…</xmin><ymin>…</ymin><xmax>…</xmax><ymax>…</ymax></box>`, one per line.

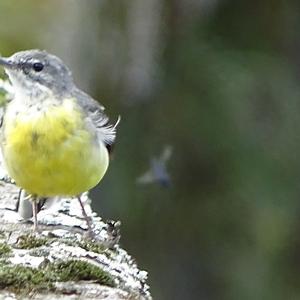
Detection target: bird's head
<box><xmin>0</xmin><ymin>49</ymin><xmax>74</xmax><ymax>97</ymax></box>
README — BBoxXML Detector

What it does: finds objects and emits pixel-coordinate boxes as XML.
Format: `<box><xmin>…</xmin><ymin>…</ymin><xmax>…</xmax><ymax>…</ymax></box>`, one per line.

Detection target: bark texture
<box><xmin>0</xmin><ymin>163</ymin><xmax>151</xmax><ymax>300</ymax></box>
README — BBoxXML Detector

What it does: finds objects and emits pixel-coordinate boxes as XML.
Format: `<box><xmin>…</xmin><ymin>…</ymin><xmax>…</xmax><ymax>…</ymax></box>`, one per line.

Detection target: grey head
<box><xmin>0</xmin><ymin>49</ymin><xmax>74</xmax><ymax>97</ymax></box>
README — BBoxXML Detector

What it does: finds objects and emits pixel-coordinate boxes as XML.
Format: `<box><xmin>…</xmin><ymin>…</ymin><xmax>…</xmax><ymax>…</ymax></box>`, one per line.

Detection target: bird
<box><xmin>0</xmin><ymin>49</ymin><xmax>118</xmax><ymax>234</ymax></box>
<box><xmin>136</xmin><ymin>145</ymin><xmax>173</xmax><ymax>188</ymax></box>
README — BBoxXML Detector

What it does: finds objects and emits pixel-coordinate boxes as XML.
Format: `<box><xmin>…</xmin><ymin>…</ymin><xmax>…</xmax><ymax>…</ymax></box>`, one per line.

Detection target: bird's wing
<box><xmin>136</xmin><ymin>170</ymin><xmax>155</xmax><ymax>184</ymax></box>
<box><xmin>74</xmin><ymin>87</ymin><xmax>105</xmax><ymax>112</ymax></box>
<box><xmin>159</xmin><ymin>145</ymin><xmax>173</xmax><ymax>163</ymax></box>
<box><xmin>73</xmin><ymin>88</ymin><xmax>118</xmax><ymax>146</ymax></box>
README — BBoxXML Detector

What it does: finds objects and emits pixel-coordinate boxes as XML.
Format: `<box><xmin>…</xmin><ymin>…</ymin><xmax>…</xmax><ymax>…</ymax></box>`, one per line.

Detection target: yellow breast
<box><xmin>2</xmin><ymin>98</ymin><xmax>109</xmax><ymax>196</ymax></box>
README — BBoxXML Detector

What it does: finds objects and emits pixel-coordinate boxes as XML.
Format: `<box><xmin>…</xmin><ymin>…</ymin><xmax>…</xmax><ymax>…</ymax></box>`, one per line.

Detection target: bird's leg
<box><xmin>17</xmin><ymin>189</ymin><xmax>34</xmax><ymax>220</ymax></box>
<box><xmin>31</xmin><ymin>196</ymin><xmax>39</xmax><ymax>232</ymax></box>
<box><xmin>77</xmin><ymin>196</ymin><xmax>93</xmax><ymax>236</ymax></box>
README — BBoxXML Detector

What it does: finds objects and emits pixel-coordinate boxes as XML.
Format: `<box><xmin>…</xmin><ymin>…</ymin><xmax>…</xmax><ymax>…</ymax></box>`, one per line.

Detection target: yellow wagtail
<box><xmin>0</xmin><ymin>49</ymin><xmax>118</xmax><ymax>233</ymax></box>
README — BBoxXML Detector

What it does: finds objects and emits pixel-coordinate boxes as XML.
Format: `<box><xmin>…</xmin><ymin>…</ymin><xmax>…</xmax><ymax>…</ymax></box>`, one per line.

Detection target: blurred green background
<box><xmin>1</xmin><ymin>0</ymin><xmax>300</xmax><ymax>299</ymax></box>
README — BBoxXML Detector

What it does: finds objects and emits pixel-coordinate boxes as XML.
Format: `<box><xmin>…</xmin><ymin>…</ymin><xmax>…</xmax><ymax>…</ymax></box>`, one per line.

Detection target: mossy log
<box><xmin>0</xmin><ymin>166</ymin><xmax>151</xmax><ymax>300</ymax></box>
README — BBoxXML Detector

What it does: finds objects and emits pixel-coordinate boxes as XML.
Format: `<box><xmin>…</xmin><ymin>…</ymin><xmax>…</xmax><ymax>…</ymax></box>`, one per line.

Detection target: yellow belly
<box><xmin>2</xmin><ymin>98</ymin><xmax>109</xmax><ymax>196</ymax></box>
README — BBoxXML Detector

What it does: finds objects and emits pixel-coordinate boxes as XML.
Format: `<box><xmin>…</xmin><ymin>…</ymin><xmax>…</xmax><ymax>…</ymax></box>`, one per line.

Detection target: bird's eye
<box><xmin>32</xmin><ymin>62</ymin><xmax>44</xmax><ymax>72</ymax></box>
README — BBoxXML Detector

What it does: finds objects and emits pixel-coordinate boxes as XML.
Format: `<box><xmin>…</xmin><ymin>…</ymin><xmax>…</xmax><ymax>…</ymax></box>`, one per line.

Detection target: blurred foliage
<box><xmin>1</xmin><ymin>0</ymin><xmax>300</xmax><ymax>299</ymax></box>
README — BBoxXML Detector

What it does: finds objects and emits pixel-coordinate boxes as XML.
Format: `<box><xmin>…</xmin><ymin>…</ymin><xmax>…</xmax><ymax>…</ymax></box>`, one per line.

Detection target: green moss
<box><xmin>0</xmin><ymin>231</ymin><xmax>6</xmax><ymax>239</ymax></box>
<box><xmin>0</xmin><ymin>235</ymin><xmax>115</xmax><ymax>293</ymax></box>
<box><xmin>0</xmin><ymin>243</ymin><xmax>11</xmax><ymax>256</ymax></box>
<box><xmin>0</xmin><ymin>262</ymin><xmax>54</xmax><ymax>293</ymax></box>
<box><xmin>48</xmin><ymin>260</ymin><xmax>115</xmax><ymax>287</ymax></box>
<box><xmin>16</xmin><ymin>234</ymin><xmax>48</xmax><ymax>249</ymax></box>
<box><xmin>29</xmin><ymin>248</ymin><xmax>51</xmax><ymax>258</ymax></box>
<box><xmin>18</xmin><ymin>236</ymin><xmax>110</xmax><ymax>256</ymax></box>
<box><xmin>62</xmin><ymin>239</ymin><xmax>112</xmax><ymax>258</ymax></box>
<box><xmin>79</xmin><ymin>240</ymin><xmax>106</xmax><ymax>254</ymax></box>
<box><xmin>0</xmin><ymin>90</ymin><xmax>7</xmax><ymax>107</ymax></box>
<box><xmin>0</xmin><ymin>259</ymin><xmax>115</xmax><ymax>293</ymax></box>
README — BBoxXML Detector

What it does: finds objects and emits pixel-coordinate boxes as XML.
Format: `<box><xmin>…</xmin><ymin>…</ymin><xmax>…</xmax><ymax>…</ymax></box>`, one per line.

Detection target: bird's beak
<box><xmin>0</xmin><ymin>57</ymin><xmax>16</xmax><ymax>69</ymax></box>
